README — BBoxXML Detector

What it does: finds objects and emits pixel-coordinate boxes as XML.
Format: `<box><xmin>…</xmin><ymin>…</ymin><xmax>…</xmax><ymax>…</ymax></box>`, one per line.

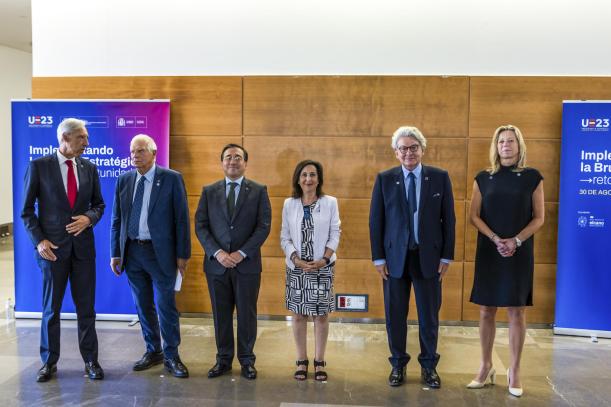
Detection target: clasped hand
<box><xmin>216</xmin><ymin>250</ymin><xmax>244</xmax><ymax>268</ymax></box>
<box><xmin>495</xmin><ymin>238</ymin><xmax>517</xmax><ymax>257</ymax></box>
<box><xmin>294</xmin><ymin>257</ymin><xmax>326</xmax><ymax>272</ymax></box>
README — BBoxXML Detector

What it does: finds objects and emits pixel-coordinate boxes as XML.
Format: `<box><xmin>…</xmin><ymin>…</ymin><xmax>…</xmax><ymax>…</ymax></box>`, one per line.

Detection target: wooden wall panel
<box><xmin>35</xmin><ymin>75</ymin><xmax>574</xmax><ymax>323</ymax></box>
<box><xmin>244</xmin><ymin>76</ymin><xmax>469</xmax><ymax>138</ymax></box>
<box><xmin>244</xmin><ymin>136</ymin><xmax>468</xmax><ymax>200</ymax></box>
<box><xmin>462</xmin><ymin>262</ymin><xmax>556</xmax><ymax>324</ymax></box>
<box><xmin>470</xmin><ymin>77</ymin><xmax>611</xmax><ymax>139</ymax></box>
<box><xmin>171</xmin><ymin>135</ymin><xmax>243</xmax><ymax>196</ymax></box>
<box><xmin>32</xmin><ymin>76</ymin><xmax>243</xmax><ymax>136</ymax></box>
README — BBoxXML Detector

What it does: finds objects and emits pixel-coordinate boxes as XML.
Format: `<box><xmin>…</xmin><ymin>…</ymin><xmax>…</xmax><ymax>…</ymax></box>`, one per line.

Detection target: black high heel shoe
<box><xmin>294</xmin><ymin>359</ymin><xmax>309</xmax><ymax>380</ymax></box>
<box><xmin>314</xmin><ymin>360</ymin><xmax>327</xmax><ymax>382</ymax></box>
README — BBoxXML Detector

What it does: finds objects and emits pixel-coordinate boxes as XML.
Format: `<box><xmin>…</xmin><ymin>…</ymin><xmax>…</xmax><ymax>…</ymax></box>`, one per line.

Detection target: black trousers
<box><xmin>38</xmin><ymin>251</ymin><xmax>98</xmax><ymax>365</ymax></box>
<box><xmin>383</xmin><ymin>249</ymin><xmax>442</xmax><ymax>369</ymax></box>
<box><xmin>206</xmin><ymin>268</ymin><xmax>260</xmax><ymax>366</ymax></box>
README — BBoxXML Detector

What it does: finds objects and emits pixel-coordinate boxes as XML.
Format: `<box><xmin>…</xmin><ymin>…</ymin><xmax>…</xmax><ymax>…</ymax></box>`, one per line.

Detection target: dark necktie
<box><xmin>65</xmin><ymin>160</ymin><xmax>77</xmax><ymax>209</ymax></box>
<box><xmin>128</xmin><ymin>177</ymin><xmax>145</xmax><ymax>239</ymax></box>
<box><xmin>227</xmin><ymin>182</ymin><xmax>238</xmax><ymax>218</ymax></box>
<box><xmin>407</xmin><ymin>172</ymin><xmax>417</xmax><ymax>250</ymax></box>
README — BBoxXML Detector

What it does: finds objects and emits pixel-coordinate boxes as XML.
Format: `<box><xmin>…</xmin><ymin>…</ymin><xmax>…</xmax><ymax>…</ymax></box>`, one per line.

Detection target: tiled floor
<box><xmin>1</xmin><ymin>238</ymin><xmax>611</xmax><ymax>406</ymax></box>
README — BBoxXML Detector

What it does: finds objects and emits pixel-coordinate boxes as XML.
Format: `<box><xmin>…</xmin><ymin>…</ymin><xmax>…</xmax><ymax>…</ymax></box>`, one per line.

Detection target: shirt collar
<box><xmin>136</xmin><ymin>164</ymin><xmax>156</xmax><ymax>183</ymax></box>
<box><xmin>57</xmin><ymin>150</ymin><xmax>76</xmax><ymax>166</ymax></box>
<box><xmin>401</xmin><ymin>163</ymin><xmax>422</xmax><ymax>179</ymax></box>
<box><xmin>225</xmin><ymin>176</ymin><xmax>244</xmax><ymax>186</ymax></box>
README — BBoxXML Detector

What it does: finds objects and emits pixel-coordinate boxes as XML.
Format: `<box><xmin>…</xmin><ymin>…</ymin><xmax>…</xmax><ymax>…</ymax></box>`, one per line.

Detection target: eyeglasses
<box><xmin>223</xmin><ymin>155</ymin><xmax>243</xmax><ymax>162</ymax></box>
<box><xmin>396</xmin><ymin>144</ymin><xmax>420</xmax><ymax>154</ymax></box>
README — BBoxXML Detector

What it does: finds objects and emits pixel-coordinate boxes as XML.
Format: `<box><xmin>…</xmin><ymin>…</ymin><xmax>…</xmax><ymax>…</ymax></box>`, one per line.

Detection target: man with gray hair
<box><xmin>369</xmin><ymin>126</ymin><xmax>455</xmax><ymax>388</ymax></box>
<box><xmin>111</xmin><ymin>134</ymin><xmax>191</xmax><ymax>378</ymax></box>
<box><xmin>21</xmin><ymin>118</ymin><xmax>105</xmax><ymax>382</ymax></box>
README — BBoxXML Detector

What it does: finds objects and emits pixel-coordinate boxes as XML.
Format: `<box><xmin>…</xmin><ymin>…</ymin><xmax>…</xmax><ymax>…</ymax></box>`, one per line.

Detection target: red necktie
<box><xmin>66</xmin><ymin>160</ymin><xmax>77</xmax><ymax>209</ymax></box>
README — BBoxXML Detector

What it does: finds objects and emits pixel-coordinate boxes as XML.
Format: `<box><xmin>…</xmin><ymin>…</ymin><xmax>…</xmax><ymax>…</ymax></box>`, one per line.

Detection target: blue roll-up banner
<box><xmin>556</xmin><ymin>101</ymin><xmax>611</xmax><ymax>338</ymax></box>
<box><xmin>11</xmin><ymin>100</ymin><xmax>170</xmax><ymax>320</ymax></box>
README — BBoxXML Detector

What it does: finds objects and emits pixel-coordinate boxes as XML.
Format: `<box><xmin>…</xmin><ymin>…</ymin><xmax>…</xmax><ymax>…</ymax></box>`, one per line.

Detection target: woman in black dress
<box><xmin>466</xmin><ymin>125</ymin><xmax>545</xmax><ymax>397</ymax></box>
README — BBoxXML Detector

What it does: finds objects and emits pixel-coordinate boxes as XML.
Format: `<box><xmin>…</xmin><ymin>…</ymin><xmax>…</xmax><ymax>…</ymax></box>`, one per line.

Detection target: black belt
<box><xmin>129</xmin><ymin>239</ymin><xmax>152</xmax><ymax>245</ymax></box>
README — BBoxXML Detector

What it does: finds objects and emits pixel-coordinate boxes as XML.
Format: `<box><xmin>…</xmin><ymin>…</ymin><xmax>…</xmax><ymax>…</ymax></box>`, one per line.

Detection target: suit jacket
<box><xmin>110</xmin><ymin>166</ymin><xmax>191</xmax><ymax>274</ymax></box>
<box><xmin>21</xmin><ymin>154</ymin><xmax>105</xmax><ymax>261</ymax></box>
<box><xmin>195</xmin><ymin>178</ymin><xmax>272</xmax><ymax>275</ymax></box>
<box><xmin>369</xmin><ymin>165</ymin><xmax>455</xmax><ymax>279</ymax></box>
<box><xmin>280</xmin><ymin>195</ymin><xmax>341</xmax><ymax>269</ymax></box>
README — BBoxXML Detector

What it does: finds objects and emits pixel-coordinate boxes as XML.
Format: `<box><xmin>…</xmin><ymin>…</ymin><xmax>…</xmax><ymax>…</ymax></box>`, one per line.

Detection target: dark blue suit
<box><xmin>370</xmin><ymin>165</ymin><xmax>455</xmax><ymax>369</ymax></box>
<box><xmin>21</xmin><ymin>153</ymin><xmax>105</xmax><ymax>365</ymax></box>
<box><xmin>111</xmin><ymin>165</ymin><xmax>190</xmax><ymax>358</ymax></box>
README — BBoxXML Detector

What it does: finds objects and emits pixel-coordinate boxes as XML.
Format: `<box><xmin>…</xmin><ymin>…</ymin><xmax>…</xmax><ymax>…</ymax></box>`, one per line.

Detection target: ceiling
<box><xmin>0</xmin><ymin>0</ymin><xmax>31</xmax><ymax>53</ymax></box>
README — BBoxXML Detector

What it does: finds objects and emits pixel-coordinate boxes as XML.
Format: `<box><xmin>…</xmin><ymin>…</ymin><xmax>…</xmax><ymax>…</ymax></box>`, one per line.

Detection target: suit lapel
<box><xmin>123</xmin><ymin>171</ymin><xmax>137</xmax><ymax>215</ymax></box>
<box><xmin>50</xmin><ymin>154</ymin><xmax>71</xmax><ymax>211</ymax></box>
<box><xmin>147</xmin><ymin>167</ymin><xmax>164</xmax><ymax>215</ymax></box>
<box><xmin>217</xmin><ymin>181</ymin><xmax>230</xmax><ymax>223</ymax></box>
<box><xmin>231</xmin><ymin>179</ymin><xmax>251</xmax><ymax>221</ymax></box>
<box><xmin>73</xmin><ymin>157</ymin><xmax>88</xmax><ymax>209</ymax></box>
<box><xmin>418</xmin><ymin>165</ymin><xmax>431</xmax><ymax>225</ymax></box>
<box><xmin>395</xmin><ymin>166</ymin><xmax>409</xmax><ymax>217</ymax></box>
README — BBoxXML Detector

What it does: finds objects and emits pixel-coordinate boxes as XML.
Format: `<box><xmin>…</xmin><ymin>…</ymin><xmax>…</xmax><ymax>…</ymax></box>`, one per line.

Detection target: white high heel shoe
<box><xmin>507</xmin><ymin>368</ymin><xmax>523</xmax><ymax>397</ymax></box>
<box><xmin>466</xmin><ymin>367</ymin><xmax>496</xmax><ymax>389</ymax></box>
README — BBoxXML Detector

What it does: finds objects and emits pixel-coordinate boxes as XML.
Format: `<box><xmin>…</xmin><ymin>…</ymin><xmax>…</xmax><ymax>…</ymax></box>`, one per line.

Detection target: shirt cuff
<box><xmin>239</xmin><ymin>250</ymin><xmax>247</xmax><ymax>258</ymax></box>
<box><xmin>213</xmin><ymin>249</ymin><xmax>221</xmax><ymax>258</ymax></box>
<box><xmin>440</xmin><ymin>258</ymin><xmax>451</xmax><ymax>264</ymax></box>
<box><xmin>373</xmin><ymin>259</ymin><xmax>386</xmax><ymax>266</ymax></box>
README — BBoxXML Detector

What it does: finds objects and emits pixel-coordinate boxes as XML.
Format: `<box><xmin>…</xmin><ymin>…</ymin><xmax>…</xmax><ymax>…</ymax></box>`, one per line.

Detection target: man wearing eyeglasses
<box><xmin>369</xmin><ymin>126</ymin><xmax>455</xmax><ymax>389</ymax></box>
<box><xmin>195</xmin><ymin>143</ymin><xmax>272</xmax><ymax>380</ymax></box>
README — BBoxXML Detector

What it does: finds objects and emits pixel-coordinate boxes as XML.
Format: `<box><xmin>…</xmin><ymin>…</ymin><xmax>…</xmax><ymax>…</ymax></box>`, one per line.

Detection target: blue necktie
<box><xmin>128</xmin><ymin>177</ymin><xmax>145</xmax><ymax>239</ymax></box>
<box><xmin>407</xmin><ymin>172</ymin><xmax>417</xmax><ymax>250</ymax></box>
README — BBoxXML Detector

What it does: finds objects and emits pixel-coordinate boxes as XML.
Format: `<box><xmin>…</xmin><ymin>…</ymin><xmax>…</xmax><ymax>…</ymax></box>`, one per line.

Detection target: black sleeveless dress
<box><xmin>470</xmin><ymin>165</ymin><xmax>543</xmax><ymax>307</ymax></box>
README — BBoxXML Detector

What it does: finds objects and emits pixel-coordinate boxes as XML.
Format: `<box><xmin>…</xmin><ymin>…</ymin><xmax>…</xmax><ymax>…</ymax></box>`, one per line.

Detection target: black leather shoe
<box><xmin>241</xmin><ymin>364</ymin><xmax>257</xmax><ymax>380</ymax></box>
<box><xmin>388</xmin><ymin>366</ymin><xmax>406</xmax><ymax>387</ymax></box>
<box><xmin>208</xmin><ymin>362</ymin><xmax>232</xmax><ymax>378</ymax></box>
<box><xmin>164</xmin><ymin>356</ymin><xmax>189</xmax><ymax>378</ymax></box>
<box><xmin>421</xmin><ymin>367</ymin><xmax>441</xmax><ymax>388</ymax></box>
<box><xmin>85</xmin><ymin>361</ymin><xmax>104</xmax><ymax>380</ymax></box>
<box><xmin>133</xmin><ymin>351</ymin><xmax>164</xmax><ymax>371</ymax></box>
<box><xmin>36</xmin><ymin>363</ymin><xmax>57</xmax><ymax>382</ymax></box>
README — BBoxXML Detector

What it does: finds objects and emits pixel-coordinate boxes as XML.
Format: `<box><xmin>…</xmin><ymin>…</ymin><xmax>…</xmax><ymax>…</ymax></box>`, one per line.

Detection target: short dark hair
<box><xmin>220</xmin><ymin>143</ymin><xmax>248</xmax><ymax>162</ymax></box>
<box><xmin>292</xmin><ymin>160</ymin><xmax>325</xmax><ymax>198</ymax></box>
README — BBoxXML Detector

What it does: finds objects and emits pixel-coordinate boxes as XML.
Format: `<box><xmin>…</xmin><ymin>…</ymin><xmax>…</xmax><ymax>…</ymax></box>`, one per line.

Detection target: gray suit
<box><xmin>195</xmin><ymin>178</ymin><xmax>271</xmax><ymax>365</ymax></box>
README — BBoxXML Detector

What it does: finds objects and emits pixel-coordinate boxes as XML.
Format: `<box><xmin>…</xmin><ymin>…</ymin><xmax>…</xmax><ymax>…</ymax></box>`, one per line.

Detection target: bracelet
<box><xmin>489</xmin><ymin>233</ymin><xmax>497</xmax><ymax>241</ymax></box>
<box><xmin>322</xmin><ymin>256</ymin><xmax>331</xmax><ymax>265</ymax></box>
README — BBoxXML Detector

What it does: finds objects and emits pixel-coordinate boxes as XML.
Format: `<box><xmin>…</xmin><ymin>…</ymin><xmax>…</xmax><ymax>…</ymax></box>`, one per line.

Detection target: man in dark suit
<box><xmin>369</xmin><ymin>126</ymin><xmax>455</xmax><ymax>388</ymax></box>
<box><xmin>110</xmin><ymin>134</ymin><xmax>191</xmax><ymax>378</ymax></box>
<box><xmin>195</xmin><ymin>143</ymin><xmax>272</xmax><ymax>380</ymax></box>
<box><xmin>21</xmin><ymin>118</ymin><xmax>105</xmax><ymax>382</ymax></box>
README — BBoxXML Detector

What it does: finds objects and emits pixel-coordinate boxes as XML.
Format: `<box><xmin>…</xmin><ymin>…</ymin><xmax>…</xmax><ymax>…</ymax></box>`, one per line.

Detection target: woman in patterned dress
<box><xmin>466</xmin><ymin>125</ymin><xmax>545</xmax><ymax>397</ymax></box>
<box><xmin>281</xmin><ymin>160</ymin><xmax>341</xmax><ymax>381</ymax></box>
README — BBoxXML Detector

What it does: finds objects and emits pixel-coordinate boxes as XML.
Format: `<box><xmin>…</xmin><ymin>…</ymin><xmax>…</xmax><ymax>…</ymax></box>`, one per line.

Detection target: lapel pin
<box><xmin>425</xmin><ymin>177</ymin><xmax>429</xmax><ymax>181</ymax></box>
<box><xmin>396</xmin><ymin>181</ymin><xmax>400</xmax><ymax>185</ymax></box>
<box><xmin>156</xmin><ymin>180</ymin><xmax>161</xmax><ymax>186</ymax></box>
<box><xmin>517</xmin><ymin>173</ymin><xmax>521</xmax><ymax>177</ymax></box>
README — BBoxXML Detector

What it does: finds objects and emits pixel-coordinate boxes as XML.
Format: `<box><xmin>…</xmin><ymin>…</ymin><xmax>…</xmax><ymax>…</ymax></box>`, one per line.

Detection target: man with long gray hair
<box><xmin>21</xmin><ymin>118</ymin><xmax>105</xmax><ymax>382</ymax></box>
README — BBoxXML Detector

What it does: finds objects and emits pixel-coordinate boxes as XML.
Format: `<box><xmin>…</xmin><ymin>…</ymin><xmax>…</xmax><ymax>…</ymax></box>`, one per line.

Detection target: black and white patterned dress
<box><xmin>285</xmin><ymin>202</ymin><xmax>335</xmax><ymax>316</ymax></box>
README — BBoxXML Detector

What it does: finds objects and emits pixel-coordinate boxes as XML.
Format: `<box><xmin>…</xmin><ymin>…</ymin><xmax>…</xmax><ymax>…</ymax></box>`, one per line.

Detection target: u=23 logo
<box><xmin>581</xmin><ymin>118</ymin><xmax>610</xmax><ymax>128</ymax></box>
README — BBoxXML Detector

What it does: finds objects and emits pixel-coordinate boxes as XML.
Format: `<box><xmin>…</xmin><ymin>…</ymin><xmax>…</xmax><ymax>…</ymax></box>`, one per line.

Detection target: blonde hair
<box><xmin>488</xmin><ymin>124</ymin><xmax>527</xmax><ymax>174</ymax></box>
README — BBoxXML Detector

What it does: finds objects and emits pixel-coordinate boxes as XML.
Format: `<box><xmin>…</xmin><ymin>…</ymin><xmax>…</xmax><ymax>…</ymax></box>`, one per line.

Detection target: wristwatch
<box><xmin>515</xmin><ymin>236</ymin><xmax>522</xmax><ymax>247</ymax></box>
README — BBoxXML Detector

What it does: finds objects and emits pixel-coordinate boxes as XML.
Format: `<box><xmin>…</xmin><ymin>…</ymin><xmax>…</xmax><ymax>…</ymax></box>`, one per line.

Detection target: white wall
<box><xmin>33</xmin><ymin>0</ymin><xmax>611</xmax><ymax>77</ymax></box>
<box><xmin>0</xmin><ymin>45</ymin><xmax>32</xmax><ymax>224</ymax></box>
